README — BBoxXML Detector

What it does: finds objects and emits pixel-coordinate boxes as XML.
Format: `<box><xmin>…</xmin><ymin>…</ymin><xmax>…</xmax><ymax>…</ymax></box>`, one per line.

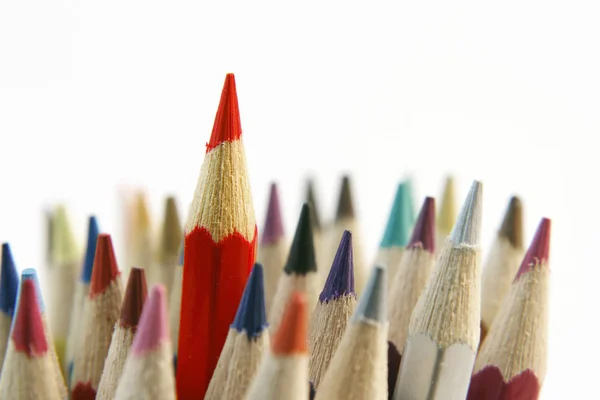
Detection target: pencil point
<box><xmin>305</xmin><ymin>179</ymin><xmax>321</xmax><ymax>230</ymax></box>
<box><xmin>231</xmin><ymin>263</ymin><xmax>268</xmax><ymax>339</ymax></box>
<box><xmin>52</xmin><ymin>205</ymin><xmax>79</xmax><ymax>264</ymax></box>
<box><xmin>178</xmin><ymin>245</ymin><xmax>184</xmax><ymax>266</ymax></box>
<box><xmin>407</xmin><ymin>197</ymin><xmax>436</xmax><ymax>253</ymax></box>
<box><xmin>89</xmin><ymin>234</ymin><xmax>120</xmax><ymax>297</ymax></box>
<box><xmin>449</xmin><ymin>181</ymin><xmax>483</xmax><ymax>247</ymax></box>
<box><xmin>284</xmin><ymin>204</ymin><xmax>317</xmax><ymax>275</ymax></box>
<box><xmin>11</xmin><ymin>280</ymin><xmax>48</xmax><ymax>357</ymax></box>
<box><xmin>335</xmin><ymin>176</ymin><xmax>355</xmax><ymax>221</ymax></box>
<box><xmin>515</xmin><ymin>218</ymin><xmax>551</xmax><ymax>280</ymax></box>
<box><xmin>261</xmin><ymin>183</ymin><xmax>285</xmax><ymax>245</ymax></box>
<box><xmin>0</xmin><ymin>243</ymin><xmax>19</xmax><ymax>317</ymax></box>
<box><xmin>132</xmin><ymin>285</ymin><xmax>169</xmax><ymax>355</ymax></box>
<box><xmin>81</xmin><ymin>216</ymin><xmax>100</xmax><ymax>284</ymax></box>
<box><xmin>207</xmin><ymin>73</ymin><xmax>242</xmax><ymax>151</ymax></box>
<box><xmin>161</xmin><ymin>197</ymin><xmax>182</xmax><ymax>261</ymax></box>
<box><xmin>120</xmin><ymin>267</ymin><xmax>148</xmax><ymax>330</ymax></box>
<box><xmin>381</xmin><ymin>181</ymin><xmax>415</xmax><ymax>248</ymax></box>
<box><xmin>319</xmin><ymin>231</ymin><xmax>355</xmax><ymax>302</ymax></box>
<box><xmin>438</xmin><ymin>176</ymin><xmax>457</xmax><ymax>236</ymax></box>
<box><xmin>353</xmin><ymin>265</ymin><xmax>387</xmax><ymax>323</ymax></box>
<box><xmin>272</xmin><ymin>292</ymin><xmax>308</xmax><ymax>355</ymax></box>
<box><xmin>499</xmin><ymin>196</ymin><xmax>524</xmax><ymax>249</ymax></box>
<box><xmin>19</xmin><ymin>269</ymin><xmax>45</xmax><ymax>313</ymax></box>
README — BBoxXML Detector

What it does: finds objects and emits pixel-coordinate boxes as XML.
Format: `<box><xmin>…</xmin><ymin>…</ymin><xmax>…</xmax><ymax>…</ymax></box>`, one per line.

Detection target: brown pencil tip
<box><xmin>499</xmin><ymin>196</ymin><xmax>524</xmax><ymax>249</ymax></box>
<box><xmin>207</xmin><ymin>73</ymin><xmax>242</xmax><ymax>151</ymax></box>
<box><xmin>271</xmin><ymin>292</ymin><xmax>308</xmax><ymax>355</ymax></box>
<box><xmin>515</xmin><ymin>218</ymin><xmax>551</xmax><ymax>281</ymax></box>
<box><xmin>90</xmin><ymin>234</ymin><xmax>121</xmax><ymax>297</ymax></box>
<box><xmin>335</xmin><ymin>175</ymin><xmax>355</xmax><ymax>221</ymax></box>
<box><xmin>119</xmin><ymin>267</ymin><xmax>148</xmax><ymax>330</ymax></box>
<box><xmin>407</xmin><ymin>197</ymin><xmax>435</xmax><ymax>253</ymax></box>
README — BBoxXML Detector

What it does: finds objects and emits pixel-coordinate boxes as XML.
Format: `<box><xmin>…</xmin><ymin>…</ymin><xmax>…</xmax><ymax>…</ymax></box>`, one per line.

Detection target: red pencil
<box><xmin>177</xmin><ymin>73</ymin><xmax>257</xmax><ymax>399</ymax></box>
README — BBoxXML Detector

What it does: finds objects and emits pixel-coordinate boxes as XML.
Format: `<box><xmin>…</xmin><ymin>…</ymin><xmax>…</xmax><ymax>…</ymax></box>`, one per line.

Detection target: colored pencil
<box><xmin>14</xmin><ymin>268</ymin><xmax>68</xmax><ymax>399</ymax></box>
<box><xmin>387</xmin><ymin>197</ymin><xmax>436</xmax><ymax>392</ymax></box>
<box><xmin>245</xmin><ymin>291</ymin><xmax>309</xmax><ymax>400</ymax></box>
<box><xmin>0</xmin><ymin>280</ymin><xmax>62</xmax><ymax>399</ymax></box>
<box><xmin>258</xmin><ymin>183</ymin><xmax>287</xmax><ymax>314</ymax></box>
<box><xmin>269</xmin><ymin>203</ymin><xmax>318</xmax><ymax>333</ymax></box>
<box><xmin>177</xmin><ymin>73</ymin><xmax>258</xmax><ymax>399</ymax></box>
<box><xmin>44</xmin><ymin>208</ymin><xmax>55</xmax><ymax>267</ymax></box>
<box><xmin>97</xmin><ymin>267</ymin><xmax>148</xmax><ymax>400</ymax></box>
<box><xmin>308</xmin><ymin>230</ymin><xmax>357</xmax><ymax>388</ymax></box>
<box><xmin>48</xmin><ymin>205</ymin><xmax>80</xmax><ymax>373</ymax></box>
<box><xmin>0</xmin><ymin>243</ymin><xmax>19</xmax><ymax>373</ymax></box>
<box><xmin>205</xmin><ymin>263</ymin><xmax>269</xmax><ymax>400</ymax></box>
<box><xmin>375</xmin><ymin>180</ymin><xmax>415</xmax><ymax>286</ymax></box>
<box><xmin>393</xmin><ymin>181</ymin><xmax>483</xmax><ymax>400</ymax></box>
<box><xmin>158</xmin><ymin>196</ymin><xmax>182</xmax><ymax>296</ymax></box>
<box><xmin>468</xmin><ymin>218</ymin><xmax>550</xmax><ymax>400</ymax></box>
<box><xmin>66</xmin><ymin>216</ymin><xmax>99</xmax><ymax>382</ymax></box>
<box><xmin>305</xmin><ymin>178</ymin><xmax>328</xmax><ymax>286</ymax></box>
<box><xmin>72</xmin><ymin>233</ymin><xmax>124</xmax><ymax>399</ymax></box>
<box><xmin>436</xmin><ymin>176</ymin><xmax>457</xmax><ymax>249</ymax></box>
<box><xmin>480</xmin><ymin>196</ymin><xmax>524</xmax><ymax>342</ymax></box>
<box><xmin>330</xmin><ymin>175</ymin><xmax>367</xmax><ymax>294</ymax></box>
<box><xmin>114</xmin><ymin>285</ymin><xmax>176</xmax><ymax>400</ymax></box>
<box><xmin>128</xmin><ymin>191</ymin><xmax>154</xmax><ymax>282</ymax></box>
<box><xmin>315</xmin><ymin>264</ymin><xmax>388</xmax><ymax>400</ymax></box>
<box><xmin>168</xmin><ymin>246</ymin><xmax>183</xmax><ymax>370</ymax></box>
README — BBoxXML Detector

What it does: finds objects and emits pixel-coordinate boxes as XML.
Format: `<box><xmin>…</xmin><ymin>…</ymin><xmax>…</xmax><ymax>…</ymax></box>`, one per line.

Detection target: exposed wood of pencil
<box><xmin>468</xmin><ymin>218</ymin><xmax>550</xmax><ymax>400</ymax></box>
<box><xmin>309</xmin><ymin>230</ymin><xmax>357</xmax><ymax>388</ymax></box>
<box><xmin>158</xmin><ymin>197</ymin><xmax>182</xmax><ymax>296</ymax></box>
<box><xmin>436</xmin><ymin>176</ymin><xmax>457</xmax><ymax>249</ymax></box>
<box><xmin>269</xmin><ymin>203</ymin><xmax>318</xmax><ymax>333</ymax></box>
<box><xmin>394</xmin><ymin>181</ymin><xmax>483</xmax><ymax>400</ymax></box>
<box><xmin>0</xmin><ymin>280</ymin><xmax>61</xmax><ymax>399</ymax></box>
<box><xmin>177</xmin><ymin>73</ymin><xmax>257</xmax><ymax>400</ymax></box>
<box><xmin>72</xmin><ymin>234</ymin><xmax>124</xmax><ymax>400</ymax></box>
<box><xmin>480</xmin><ymin>196</ymin><xmax>524</xmax><ymax>342</ymax></box>
<box><xmin>97</xmin><ymin>268</ymin><xmax>148</xmax><ymax>400</ymax></box>
<box><xmin>168</xmin><ymin>247</ymin><xmax>183</xmax><ymax>369</ymax></box>
<box><xmin>205</xmin><ymin>264</ymin><xmax>269</xmax><ymax>400</ymax></box>
<box><xmin>115</xmin><ymin>285</ymin><xmax>176</xmax><ymax>400</ymax></box>
<box><xmin>0</xmin><ymin>243</ymin><xmax>19</xmax><ymax>374</ymax></box>
<box><xmin>316</xmin><ymin>265</ymin><xmax>388</xmax><ymax>400</ymax></box>
<box><xmin>245</xmin><ymin>292</ymin><xmax>308</xmax><ymax>400</ymax></box>
<box><xmin>258</xmin><ymin>183</ymin><xmax>287</xmax><ymax>314</ymax></box>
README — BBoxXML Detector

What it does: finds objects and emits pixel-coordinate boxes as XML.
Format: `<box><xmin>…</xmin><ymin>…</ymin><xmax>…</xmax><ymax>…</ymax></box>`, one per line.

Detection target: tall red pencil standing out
<box><xmin>177</xmin><ymin>73</ymin><xmax>257</xmax><ymax>399</ymax></box>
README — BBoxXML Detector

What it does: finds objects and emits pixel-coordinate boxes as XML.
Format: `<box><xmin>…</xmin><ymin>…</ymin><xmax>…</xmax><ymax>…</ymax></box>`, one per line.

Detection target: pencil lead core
<box><xmin>335</xmin><ymin>175</ymin><xmax>355</xmax><ymax>221</ymax></box>
<box><xmin>12</xmin><ymin>280</ymin><xmax>48</xmax><ymax>357</ymax></box>
<box><xmin>81</xmin><ymin>216</ymin><xmax>100</xmax><ymax>284</ymax></box>
<box><xmin>515</xmin><ymin>218</ymin><xmax>551</xmax><ymax>281</ymax></box>
<box><xmin>381</xmin><ymin>181</ymin><xmax>415</xmax><ymax>248</ymax></box>
<box><xmin>120</xmin><ymin>267</ymin><xmax>148</xmax><ymax>330</ymax></box>
<box><xmin>0</xmin><ymin>243</ymin><xmax>19</xmax><ymax>317</ymax></box>
<box><xmin>449</xmin><ymin>181</ymin><xmax>483</xmax><ymax>247</ymax></box>
<box><xmin>132</xmin><ymin>285</ymin><xmax>169</xmax><ymax>355</ymax></box>
<box><xmin>499</xmin><ymin>196</ymin><xmax>524</xmax><ymax>249</ymax></box>
<box><xmin>161</xmin><ymin>197</ymin><xmax>182</xmax><ymax>260</ymax></box>
<box><xmin>207</xmin><ymin>73</ymin><xmax>242</xmax><ymax>151</ymax></box>
<box><xmin>261</xmin><ymin>183</ymin><xmax>285</xmax><ymax>245</ymax></box>
<box><xmin>305</xmin><ymin>179</ymin><xmax>321</xmax><ymax>230</ymax></box>
<box><xmin>89</xmin><ymin>234</ymin><xmax>120</xmax><ymax>297</ymax></box>
<box><xmin>231</xmin><ymin>263</ymin><xmax>268</xmax><ymax>339</ymax></box>
<box><xmin>283</xmin><ymin>203</ymin><xmax>317</xmax><ymax>275</ymax></box>
<box><xmin>18</xmin><ymin>269</ymin><xmax>45</xmax><ymax>313</ymax></box>
<box><xmin>272</xmin><ymin>292</ymin><xmax>308</xmax><ymax>355</ymax></box>
<box><xmin>407</xmin><ymin>197</ymin><xmax>436</xmax><ymax>253</ymax></box>
<box><xmin>353</xmin><ymin>265</ymin><xmax>387</xmax><ymax>323</ymax></box>
<box><xmin>319</xmin><ymin>231</ymin><xmax>355</xmax><ymax>302</ymax></box>
<box><xmin>52</xmin><ymin>205</ymin><xmax>79</xmax><ymax>264</ymax></box>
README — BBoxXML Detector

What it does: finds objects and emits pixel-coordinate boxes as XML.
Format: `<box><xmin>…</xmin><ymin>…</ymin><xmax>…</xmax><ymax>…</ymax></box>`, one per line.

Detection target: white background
<box><xmin>0</xmin><ymin>1</ymin><xmax>596</xmax><ymax>398</ymax></box>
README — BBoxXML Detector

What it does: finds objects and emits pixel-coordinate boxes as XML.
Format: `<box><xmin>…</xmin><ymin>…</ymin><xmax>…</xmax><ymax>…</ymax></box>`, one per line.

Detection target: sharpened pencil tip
<box><xmin>0</xmin><ymin>243</ymin><xmax>19</xmax><ymax>317</ymax></box>
<box><xmin>261</xmin><ymin>183</ymin><xmax>285</xmax><ymax>245</ymax></box>
<box><xmin>161</xmin><ymin>197</ymin><xmax>182</xmax><ymax>261</ymax></box>
<box><xmin>81</xmin><ymin>216</ymin><xmax>100</xmax><ymax>284</ymax></box>
<box><xmin>52</xmin><ymin>205</ymin><xmax>79</xmax><ymax>264</ymax></box>
<box><xmin>449</xmin><ymin>181</ymin><xmax>483</xmax><ymax>247</ymax></box>
<box><xmin>499</xmin><ymin>196</ymin><xmax>524</xmax><ymax>249</ymax></box>
<box><xmin>132</xmin><ymin>285</ymin><xmax>169</xmax><ymax>355</ymax></box>
<box><xmin>283</xmin><ymin>204</ymin><xmax>317</xmax><ymax>275</ymax></box>
<box><xmin>407</xmin><ymin>197</ymin><xmax>436</xmax><ymax>253</ymax></box>
<box><xmin>18</xmin><ymin>269</ymin><xmax>45</xmax><ymax>313</ymax></box>
<box><xmin>120</xmin><ymin>267</ymin><xmax>148</xmax><ymax>330</ymax></box>
<box><xmin>231</xmin><ymin>263</ymin><xmax>268</xmax><ymax>339</ymax></box>
<box><xmin>353</xmin><ymin>265</ymin><xmax>387</xmax><ymax>323</ymax></box>
<box><xmin>515</xmin><ymin>218</ymin><xmax>551</xmax><ymax>280</ymax></box>
<box><xmin>272</xmin><ymin>292</ymin><xmax>308</xmax><ymax>355</ymax></box>
<box><xmin>305</xmin><ymin>179</ymin><xmax>321</xmax><ymax>230</ymax></box>
<box><xmin>335</xmin><ymin>175</ymin><xmax>355</xmax><ymax>221</ymax></box>
<box><xmin>178</xmin><ymin>245</ymin><xmax>184</xmax><ymax>266</ymax></box>
<box><xmin>381</xmin><ymin>181</ymin><xmax>415</xmax><ymax>248</ymax></box>
<box><xmin>438</xmin><ymin>176</ymin><xmax>457</xmax><ymax>236</ymax></box>
<box><xmin>319</xmin><ymin>231</ymin><xmax>355</xmax><ymax>302</ymax></box>
<box><xmin>12</xmin><ymin>280</ymin><xmax>48</xmax><ymax>356</ymax></box>
<box><xmin>89</xmin><ymin>234</ymin><xmax>120</xmax><ymax>297</ymax></box>
<box><xmin>207</xmin><ymin>73</ymin><xmax>242</xmax><ymax>151</ymax></box>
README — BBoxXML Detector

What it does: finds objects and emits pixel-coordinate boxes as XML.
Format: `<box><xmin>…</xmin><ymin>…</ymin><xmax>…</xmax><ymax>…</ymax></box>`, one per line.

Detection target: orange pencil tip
<box><xmin>271</xmin><ymin>292</ymin><xmax>308</xmax><ymax>355</ymax></box>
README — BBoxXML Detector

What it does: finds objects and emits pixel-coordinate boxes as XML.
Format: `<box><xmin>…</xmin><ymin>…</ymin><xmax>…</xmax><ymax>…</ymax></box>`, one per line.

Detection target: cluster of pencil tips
<box><xmin>0</xmin><ymin>73</ymin><xmax>551</xmax><ymax>400</ymax></box>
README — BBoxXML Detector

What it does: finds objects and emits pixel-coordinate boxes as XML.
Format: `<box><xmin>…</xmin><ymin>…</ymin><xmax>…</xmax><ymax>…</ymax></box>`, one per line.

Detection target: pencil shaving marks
<box><xmin>475</xmin><ymin>266</ymin><xmax>549</xmax><ymax>382</ymax></box>
<box><xmin>96</xmin><ymin>326</ymin><xmax>135</xmax><ymax>400</ymax></box>
<box><xmin>221</xmin><ymin>331</ymin><xmax>269</xmax><ymax>399</ymax></box>
<box><xmin>244</xmin><ymin>355</ymin><xmax>309</xmax><ymax>400</ymax></box>
<box><xmin>408</xmin><ymin>242</ymin><xmax>481</xmax><ymax>351</ymax></box>
<box><xmin>185</xmin><ymin>140</ymin><xmax>256</xmax><ymax>243</ymax></box>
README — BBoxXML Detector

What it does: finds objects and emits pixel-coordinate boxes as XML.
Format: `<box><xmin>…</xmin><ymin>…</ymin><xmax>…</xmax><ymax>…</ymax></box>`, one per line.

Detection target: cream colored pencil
<box><xmin>436</xmin><ymin>176</ymin><xmax>457</xmax><ymax>250</ymax></box>
<box><xmin>0</xmin><ymin>243</ymin><xmax>19</xmax><ymax>375</ymax></box>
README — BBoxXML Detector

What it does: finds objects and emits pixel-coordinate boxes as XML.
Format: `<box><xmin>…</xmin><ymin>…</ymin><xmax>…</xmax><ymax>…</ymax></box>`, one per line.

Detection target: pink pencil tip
<box><xmin>131</xmin><ymin>285</ymin><xmax>169</xmax><ymax>355</ymax></box>
<box><xmin>514</xmin><ymin>218</ymin><xmax>551</xmax><ymax>281</ymax></box>
<box><xmin>11</xmin><ymin>280</ymin><xmax>48</xmax><ymax>357</ymax></box>
<box><xmin>407</xmin><ymin>197</ymin><xmax>435</xmax><ymax>253</ymax></box>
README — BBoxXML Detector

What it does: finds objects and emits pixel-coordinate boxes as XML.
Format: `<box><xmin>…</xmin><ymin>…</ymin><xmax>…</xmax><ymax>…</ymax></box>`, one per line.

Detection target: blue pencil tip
<box><xmin>0</xmin><ymin>243</ymin><xmax>20</xmax><ymax>317</ymax></box>
<box><xmin>178</xmin><ymin>244</ymin><xmax>184</xmax><ymax>266</ymax></box>
<box><xmin>81</xmin><ymin>216</ymin><xmax>100</xmax><ymax>283</ymax></box>
<box><xmin>231</xmin><ymin>263</ymin><xmax>268</xmax><ymax>339</ymax></box>
<box><xmin>380</xmin><ymin>181</ymin><xmax>415</xmax><ymax>248</ymax></box>
<box><xmin>319</xmin><ymin>231</ymin><xmax>355</xmax><ymax>303</ymax></box>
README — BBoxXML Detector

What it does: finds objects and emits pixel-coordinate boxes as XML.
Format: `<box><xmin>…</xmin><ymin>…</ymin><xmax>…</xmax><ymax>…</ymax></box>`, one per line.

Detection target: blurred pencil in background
<box><xmin>168</xmin><ymin>247</ymin><xmax>184</xmax><ymax>371</ymax></box>
<box><xmin>157</xmin><ymin>196</ymin><xmax>182</xmax><ymax>297</ymax></box>
<box><xmin>0</xmin><ymin>243</ymin><xmax>19</xmax><ymax>373</ymax></box>
<box><xmin>436</xmin><ymin>176</ymin><xmax>457</xmax><ymax>249</ymax></box>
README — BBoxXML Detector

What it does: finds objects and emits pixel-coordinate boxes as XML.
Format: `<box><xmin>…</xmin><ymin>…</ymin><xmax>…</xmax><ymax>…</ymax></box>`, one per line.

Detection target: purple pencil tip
<box><xmin>132</xmin><ymin>285</ymin><xmax>169</xmax><ymax>355</ymax></box>
<box><xmin>319</xmin><ymin>231</ymin><xmax>355</xmax><ymax>302</ymax></box>
<box><xmin>407</xmin><ymin>197</ymin><xmax>435</xmax><ymax>253</ymax></box>
<box><xmin>261</xmin><ymin>183</ymin><xmax>285</xmax><ymax>245</ymax></box>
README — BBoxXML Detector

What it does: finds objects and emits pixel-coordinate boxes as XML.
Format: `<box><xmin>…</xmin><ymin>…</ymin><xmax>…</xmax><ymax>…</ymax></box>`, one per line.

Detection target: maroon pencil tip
<box><xmin>206</xmin><ymin>73</ymin><xmax>242</xmax><ymax>151</ymax></box>
<box><xmin>11</xmin><ymin>280</ymin><xmax>48</xmax><ymax>357</ymax></box>
<box><xmin>119</xmin><ymin>267</ymin><xmax>148</xmax><ymax>330</ymax></box>
<box><xmin>514</xmin><ymin>218</ymin><xmax>551</xmax><ymax>281</ymax></box>
<box><xmin>261</xmin><ymin>183</ymin><xmax>285</xmax><ymax>245</ymax></box>
<box><xmin>407</xmin><ymin>197</ymin><xmax>435</xmax><ymax>253</ymax></box>
<box><xmin>90</xmin><ymin>234</ymin><xmax>121</xmax><ymax>297</ymax></box>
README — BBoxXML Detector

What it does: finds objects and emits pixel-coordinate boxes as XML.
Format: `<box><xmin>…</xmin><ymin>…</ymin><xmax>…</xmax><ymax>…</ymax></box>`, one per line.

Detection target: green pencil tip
<box><xmin>380</xmin><ymin>181</ymin><xmax>415</xmax><ymax>248</ymax></box>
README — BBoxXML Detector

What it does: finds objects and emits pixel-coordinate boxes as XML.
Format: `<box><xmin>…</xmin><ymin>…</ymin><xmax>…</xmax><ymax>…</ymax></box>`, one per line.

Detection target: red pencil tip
<box><xmin>119</xmin><ymin>267</ymin><xmax>148</xmax><ymax>330</ymax></box>
<box><xmin>271</xmin><ymin>292</ymin><xmax>308</xmax><ymax>355</ymax></box>
<box><xmin>407</xmin><ymin>197</ymin><xmax>436</xmax><ymax>253</ymax></box>
<box><xmin>206</xmin><ymin>73</ymin><xmax>242</xmax><ymax>151</ymax></box>
<box><xmin>12</xmin><ymin>280</ymin><xmax>48</xmax><ymax>357</ymax></box>
<box><xmin>514</xmin><ymin>218</ymin><xmax>551</xmax><ymax>281</ymax></box>
<box><xmin>90</xmin><ymin>234</ymin><xmax>120</xmax><ymax>297</ymax></box>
